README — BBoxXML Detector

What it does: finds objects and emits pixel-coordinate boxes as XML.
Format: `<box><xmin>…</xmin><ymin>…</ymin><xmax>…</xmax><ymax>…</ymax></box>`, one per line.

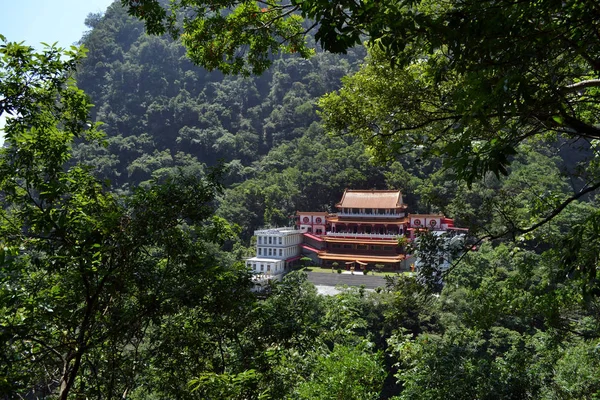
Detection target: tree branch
<box><xmin>563</xmin><ymin>79</ymin><xmax>600</xmax><ymax>92</ymax></box>
<box><xmin>516</xmin><ymin>180</ymin><xmax>600</xmax><ymax>235</ymax></box>
<box><xmin>444</xmin><ymin>180</ymin><xmax>600</xmax><ymax>277</ymax></box>
<box><xmin>561</xmin><ymin>114</ymin><xmax>600</xmax><ymax>139</ymax></box>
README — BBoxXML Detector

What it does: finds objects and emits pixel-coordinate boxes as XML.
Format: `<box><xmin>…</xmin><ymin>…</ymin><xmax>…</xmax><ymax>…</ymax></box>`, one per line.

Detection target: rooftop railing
<box><xmin>336</xmin><ymin>212</ymin><xmax>406</xmax><ymax>218</ymax></box>
<box><xmin>326</xmin><ymin>232</ymin><xmax>403</xmax><ymax>239</ymax></box>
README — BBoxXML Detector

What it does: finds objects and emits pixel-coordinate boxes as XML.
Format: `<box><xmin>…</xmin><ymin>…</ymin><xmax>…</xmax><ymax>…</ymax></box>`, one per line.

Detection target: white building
<box><xmin>246</xmin><ymin>227</ymin><xmax>303</xmax><ymax>276</ymax></box>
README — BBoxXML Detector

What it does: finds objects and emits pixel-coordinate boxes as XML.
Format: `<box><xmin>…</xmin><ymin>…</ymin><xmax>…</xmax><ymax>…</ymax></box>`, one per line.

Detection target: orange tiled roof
<box><xmin>336</xmin><ymin>189</ymin><xmax>404</xmax><ymax>209</ymax></box>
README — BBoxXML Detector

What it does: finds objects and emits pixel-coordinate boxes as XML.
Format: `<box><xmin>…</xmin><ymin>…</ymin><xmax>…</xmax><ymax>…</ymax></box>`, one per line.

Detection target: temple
<box><xmin>246</xmin><ymin>189</ymin><xmax>465</xmax><ymax>276</ymax></box>
<box><xmin>297</xmin><ymin>189</ymin><xmax>462</xmax><ymax>271</ymax></box>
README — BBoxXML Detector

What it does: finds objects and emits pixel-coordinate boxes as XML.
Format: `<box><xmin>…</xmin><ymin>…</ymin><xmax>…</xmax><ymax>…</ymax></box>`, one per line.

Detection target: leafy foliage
<box><xmin>75</xmin><ymin>2</ymin><xmax>365</xmax><ymax>191</ymax></box>
<box><xmin>0</xmin><ymin>38</ymin><xmax>238</xmax><ymax>399</ymax></box>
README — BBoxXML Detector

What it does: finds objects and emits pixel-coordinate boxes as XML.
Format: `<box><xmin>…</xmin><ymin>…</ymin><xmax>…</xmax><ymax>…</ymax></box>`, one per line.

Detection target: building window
<box><xmin>258</xmin><ymin>248</ymin><xmax>262</xmax><ymax>255</ymax></box>
<box><xmin>268</xmin><ymin>248</ymin><xmax>272</xmax><ymax>256</ymax></box>
<box><xmin>252</xmin><ymin>263</ymin><xmax>256</xmax><ymax>270</ymax></box>
<box><xmin>258</xmin><ymin>236</ymin><xmax>262</xmax><ymax>244</ymax></box>
<box><xmin>279</xmin><ymin>249</ymin><xmax>282</xmax><ymax>256</ymax></box>
<box><xmin>332</xmin><ymin>244</ymin><xmax>341</xmax><ymax>249</ymax></box>
<box><xmin>343</xmin><ymin>244</ymin><xmax>353</xmax><ymax>249</ymax></box>
<box><xmin>267</xmin><ymin>265</ymin><xmax>271</xmax><ymax>272</ymax></box>
<box><xmin>384</xmin><ymin>246</ymin><xmax>394</xmax><ymax>250</ymax></box>
<box><xmin>357</xmin><ymin>245</ymin><xmax>368</xmax><ymax>250</ymax></box>
<box><xmin>269</xmin><ymin>237</ymin><xmax>272</xmax><ymax>244</ymax></box>
<box><xmin>261</xmin><ymin>265</ymin><xmax>264</xmax><ymax>272</ymax></box>
<box><xmin>279</xmin><ymin>237</ymin><xmax>282</xmax><ymax>244</ymax></box>
<box><xmin>371</xmin><ymin>245</ymin><xmax>382</xmax><ymax>250</ymax></box>
<box><xmin>316</xmin><ymin>217</ymin><xmax>322</xmax><ymax>223</ymax></box>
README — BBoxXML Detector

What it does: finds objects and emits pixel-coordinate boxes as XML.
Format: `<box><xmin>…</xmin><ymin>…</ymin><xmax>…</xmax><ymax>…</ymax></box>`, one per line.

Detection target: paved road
<box><xmin>305</xmin><ymin>271</ymin><xmax>387</xmax><ymax>290</ymax></box>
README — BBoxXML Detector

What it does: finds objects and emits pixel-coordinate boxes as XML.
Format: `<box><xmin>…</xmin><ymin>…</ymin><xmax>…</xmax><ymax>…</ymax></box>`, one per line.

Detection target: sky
<box><xmin>0</xmin><ymin>0</ymin><xmax>115</xmax><ymax>145</ymax></box>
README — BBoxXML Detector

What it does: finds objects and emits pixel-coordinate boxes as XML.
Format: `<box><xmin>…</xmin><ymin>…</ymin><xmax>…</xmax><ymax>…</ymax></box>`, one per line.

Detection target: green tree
<box><xmin>295</xmin><ymin>343</ymin><xmax>385</xmax><ymax>400</ymax></box>
<box><xmin>125</xmin><ymin>0</ymin><xmax>600</xmax><ymax>161</ymax></box>
<box><xmin>0</xmin><ymin>38</ymin><xmax>237</xmax><ymax>399</ymax></box>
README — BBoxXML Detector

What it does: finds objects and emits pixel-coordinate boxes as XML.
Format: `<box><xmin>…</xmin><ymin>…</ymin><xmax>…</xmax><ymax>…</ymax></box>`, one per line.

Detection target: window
<box><xmin>258</xmin><ymin>236</ymin><xmax>262</xmax><ymax>244</ymax></box>
<box><xmin>258</xmin><ymin>248</ymin><xmax>262</xmax><ymax>255</ymax></box>
<box><xmin>267</xmin><ymin>265</ymin><xmax>271</xmax><ymax>272</ymax></box>
<box><xmin>261</xmin><ymin>265</ymin><xmax>264</xmax><ymax>272</ymax></box>
<box><xmin>278</xmin><ymin>237</ymin><xmax>282</xmax><ymax>244</ymax></box>
<box><xmin>343</xmin><ymin>244</ymin><xmax>353</xmax><ymax>249</ymax></box>
<box><xmin>384</xmin><ymin>246</ymin><xmax>394</xmax><ymax>250</ymax></box>
<box><xmin>316</xmin><ymin>217</ymin><xmax>322</xmax><ymax>223</ymax></box>
<box><xmin>269</xmin><ymin>237</ymin><xmax>272</xmax><ymax>244</ymax></box>
<box><xmin>371</xmin><ymin>245</ymin><xmax>382</xmax><ymax>250</ymax></box>
<box><xmin>332</xmin><ymin>244</ymin><xmax>341</xmax><ymax>249</ymax></box>
<box><xmin>268</xmin><ymin>248</ymin><xmax>272</xmax><ymax>256</ymax></box>
<box><xmin>357</xmin><ymin>245</ymin><xmax>368</xmax><ymax>250</ymax></box>
<box><xmin>279</xmin><ymin>249</ymin><xmax>282</xmax><ymax>256</ymax></box>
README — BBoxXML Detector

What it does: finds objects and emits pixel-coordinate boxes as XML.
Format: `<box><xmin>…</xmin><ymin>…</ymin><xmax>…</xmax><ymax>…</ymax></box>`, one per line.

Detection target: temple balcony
<box><xmin>336</xmin><ymin>211</ymin><xmax>405</xmax><ymax>218</ymax></box>
<box><xmin>326</xmin><ymin>232</ymin><xmax>404</xmax><ymax>240</ymax></box>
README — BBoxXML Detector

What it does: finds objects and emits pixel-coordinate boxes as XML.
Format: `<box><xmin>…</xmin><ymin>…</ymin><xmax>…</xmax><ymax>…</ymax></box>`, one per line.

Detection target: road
<box><xmin>304</xmin><ymin>271</ymin><xmax>388</xmax><ymax>290</ymax></box>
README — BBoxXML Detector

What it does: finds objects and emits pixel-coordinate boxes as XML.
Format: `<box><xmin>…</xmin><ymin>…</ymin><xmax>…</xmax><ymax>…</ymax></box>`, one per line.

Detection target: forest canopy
<box><xmin>2</xmin><ymin>0</ymin><xmax>600</xmax><ymax>398</ymax></box>
<box><xmin>125</xmin><ymin>0</ymin><xmax>600</xmax><ymax>184</ymax></box>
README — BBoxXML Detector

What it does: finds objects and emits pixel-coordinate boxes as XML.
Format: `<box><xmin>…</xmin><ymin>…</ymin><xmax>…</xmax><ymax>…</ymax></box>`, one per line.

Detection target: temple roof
<box><xmin>336</xmin><ymin>189</ymin><xmax>404</xmax><ymax>209</ymax></box>
<box><xmin>296</xmin><ymin>211</ymin><xmax>329</xmax><ymax>216</ymax></box>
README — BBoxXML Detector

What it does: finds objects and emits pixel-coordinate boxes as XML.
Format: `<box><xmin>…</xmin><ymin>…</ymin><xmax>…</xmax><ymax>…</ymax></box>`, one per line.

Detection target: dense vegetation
<box><xmin>2</xmin><ymin>0</ymin><xmax>600</xmax><ymax>398</ymax></box>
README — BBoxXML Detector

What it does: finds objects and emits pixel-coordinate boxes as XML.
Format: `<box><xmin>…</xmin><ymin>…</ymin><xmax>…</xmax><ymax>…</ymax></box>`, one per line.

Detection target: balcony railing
<box><xmin>326</xmin><ymin>232</ymin><xmax>403</xmax><ymax>240</ymax></box>
<box><xmin>336</xmin><ymin>212</ymin><xmax>405</xmax><ymax>218</ymax></box>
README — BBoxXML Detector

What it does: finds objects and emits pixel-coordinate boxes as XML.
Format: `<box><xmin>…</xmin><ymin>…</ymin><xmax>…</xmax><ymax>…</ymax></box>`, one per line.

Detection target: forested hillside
<box><xmin>72</xmin><ymin>3</ymin><xmax>377</xmax><ymax>237</ymax></box>
<box><xmin>2</xmin><ymin>0</ymin><xmax>600</xmax><ymax>398</ymax></box>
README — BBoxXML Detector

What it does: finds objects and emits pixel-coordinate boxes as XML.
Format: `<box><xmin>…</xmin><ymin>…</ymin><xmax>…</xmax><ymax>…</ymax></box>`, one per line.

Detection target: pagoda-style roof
<box><xmin>317</xmin><ymin>252</ymin><xmax>405</xmax><ymax>263</ymax></box>
<box><xmin>336</xmin><ymin>189</ymin><xmax>404</xmax><ymax>209</ymax></box>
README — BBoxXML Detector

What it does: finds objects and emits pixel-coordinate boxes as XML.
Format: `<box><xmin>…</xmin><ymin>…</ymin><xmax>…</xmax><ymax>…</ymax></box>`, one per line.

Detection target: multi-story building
<box><xmin>245</xmin><ymin>227</ymin><xmax>303</xmax><ymax>277</ymax></box>
<box><xmin>245</xmin><ymin>190</ymin><xmax>464</xmax><ymax>275</ymax></box>
<box><xmin>297</xmin><ymin>189</ymin><xmax>463</xmax><ymax>270</ymax></box>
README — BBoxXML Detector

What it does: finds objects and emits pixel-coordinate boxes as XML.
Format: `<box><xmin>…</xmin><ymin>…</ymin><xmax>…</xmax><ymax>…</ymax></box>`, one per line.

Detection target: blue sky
<box><xmin>1</xmin><ymin>0</ymin><xmax>115</xmax><ymax>145</ymax></box>
<box><xmin>0</xmin><ymin>0</ymin><xmax>114</xmax><ymax>47</ymax></box>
